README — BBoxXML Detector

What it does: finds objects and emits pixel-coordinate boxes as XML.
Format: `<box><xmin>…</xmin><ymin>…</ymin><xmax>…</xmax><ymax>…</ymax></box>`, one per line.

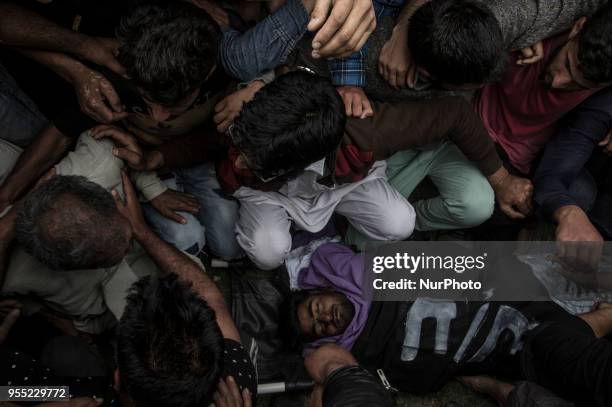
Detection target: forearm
<box><xmin>0</xmin><ymin>125</ymin><xmax>72</xmax><ymax>205</ymax></box>
<box><xmin>553</xmin><ymin>204</ymin><xmax>585</xmax><ymax>224</ymax></box>
<box><xmin>0</xmin><ymin>206</ymin><xmax>18</xmax><ymax>289</ymax></box>
<box><xmin>392</xmin><ymin>0</ymin><xmax>427</xmax><ymax>32</ymax></box>
<box><xmin>16</xmin><ymin>48</ymin><xmax>86</xmax><ymax>85</ymax></box>
<box><xmin>135</xmin><ymin>228</ymin><xmax>240</xmax><ymax>340</ymax></box>
<box><xmin>0</xmin><ymin>2</ymin><xmax>90</xmax><ymax>55</ymax></box>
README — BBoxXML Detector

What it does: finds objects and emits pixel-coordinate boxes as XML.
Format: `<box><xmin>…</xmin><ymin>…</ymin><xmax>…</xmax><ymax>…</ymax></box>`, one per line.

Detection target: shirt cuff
<box><xmin>131</xmin><ymin>171</ymin><xmax>168</xmax><ymax>202</ymax></box>
<box><xmin>536</xmin><ymin>194</ymin><xmax>578</xmax><ymax>222</ymax></box>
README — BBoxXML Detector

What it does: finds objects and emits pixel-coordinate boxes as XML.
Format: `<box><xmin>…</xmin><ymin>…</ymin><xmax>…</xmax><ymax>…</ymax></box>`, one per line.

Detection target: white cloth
<box><xmin>234</xmin><ymin>160</ymin><xmax>416</xmax><ymax>269</ymax></box>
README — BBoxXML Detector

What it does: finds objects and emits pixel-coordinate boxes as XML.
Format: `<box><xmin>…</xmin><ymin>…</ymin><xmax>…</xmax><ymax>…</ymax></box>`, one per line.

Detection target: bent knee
<box><xmin>449</xmin><ymin>181</ymin><xmax>495</xmax><ymax>227</ymax></box>
<box><xmin>375</xmin><ymin>201</ymin><xmax>416</xmax><ymax>240</ymax></box>
<box><xmin>156</xmin><ymin>214</ymin><xmax>206</xmax><ymax>254</ymax></box>
<box><xmin>240</xmin><ymin>227</ymin><xmax>291</xmax><ymax>270</ymax></box>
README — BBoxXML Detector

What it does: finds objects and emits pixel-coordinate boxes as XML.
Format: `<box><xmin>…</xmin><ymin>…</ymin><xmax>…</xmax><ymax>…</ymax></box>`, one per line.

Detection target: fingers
<box><xmin>394</xmin><ymin>67</ymin><xmax>407</xmax><ymax>89</ymax></box>
<box><xmin>214</xmin><ymin>109</ymin><xmax>230</xmax><ymax>126</ymax></box>
<box><xmin>91</xmin><ymin>125</ymin><xmax>138</xmax><ymax>151</ymax></box>
<box><xmin>330</xmin><ymin>12</ymin><xmax>374</xmax><ymax>57</ymax></box>
<box><xmin>308</xmin><ymin>0</ymin><xmax>333</xmax><ymax>34</ymax></box>
<box><xmin>120</xmin><ymin>170</ymin><xmax>138</xmax><ymax>204</ymax></box>
<box><xmin>312</xmin><ymin>0</ymin><xmax>374</xmax><ymax>58</ymax></box>
<box><xmin>99</xmin><ymin>82</ymin><xmax>127</xmax><ymax>122</ymax></box>
<box><xmin>227</xmin><ymin>377</ymin><xmax>242</xmax><ymax>404</ymax></box>
<box><xmin>215</xmin><ymin>98</ymin><xmax>228</xmax><ymax>113</ymax></box>
<box><xmin>406</xmin><ymin>64</ymin><xmax>418</xmax><ymax>88</ymax></box>
<box><xmin>343</xmin><ymin>93</ymin><xmax>353</xmax><ymax>116</ymax></box>
<box><xmin>214</xmin><ymin>377</ymin><xmax>238</xmax><ymax>407</ymax></box>
<box><xmin>361</xmin><ymin>96</ymin><xmax>373</xmax><ymax>118</ymax></box>
<box><xmin>352</xmin><ymin>94</ymin><xmax>363</xmax><ymax>117</ymax></box>
<box><xmin>599</xmin><ymin>131</ymin><xmax>612</xmax><ymax>155</ymax></box>
<box><xmin>159</xmin><ymin>207</ymin><xmax>188</xmax><ymax>224</ymax></box>
<box><xmin>517</xmin><ymin>42</ymin><xmax>544</xmax><ymax>65</ymax></box>
<box><xmin>85</xmin><ymin>95</ymin><xmax>116</xmax><ymax>124</ymax></box>
<box><xmin>500</xmin><ymin>203</ymin><xmax>526</xmax><ymax>220</ymax></box>
<box><xmin>337</xmin><ymin>20</ymin><xmax>374</xmax><ymax>58</ymax></box>
<box><xmin>243</xmin><ymin>388</ymin><xmax>252</xmax><ymax>407</ymax></box>
<box><xmin>113</xmin><ymin>147</ymin><xmax>145</xmax><ymax>168</ymax></box>
<box><xmin>111</xmin><ymin>188</ymin><xmax>125</xmax><ymax>213</ymax></box>
<box><xmin>217</xmin><ymin>118</ymin><xmax>234</xmax><ymax>133</ymax></box>
<box><xmin>214</xmin><ymin>376</ymin><xmax>248</xmax><ymax>407</ymax></box>
<box><xmin>91</xmin><ymin>126</ymin><xmax>144</xmax><ymax>168</ymax></box>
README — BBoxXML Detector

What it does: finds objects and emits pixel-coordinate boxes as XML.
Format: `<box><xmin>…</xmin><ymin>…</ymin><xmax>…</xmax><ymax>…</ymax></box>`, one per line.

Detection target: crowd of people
<box><xmin>0</xmin><ymin>0</ymin><xmax>611</xmax><ymax>406</ymax></box>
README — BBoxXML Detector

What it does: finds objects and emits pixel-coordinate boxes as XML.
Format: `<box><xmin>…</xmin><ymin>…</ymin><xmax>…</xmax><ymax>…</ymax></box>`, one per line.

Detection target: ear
<box><xmin>235</xmin><ymin>154</ymin><xmax>249</xmax><ymax>170</ymax></box>
<box><xmin>569</xmin><ymin>17</ymin><xmax>587</xmax><ymax>39</ymax></box>
<box><xmin>113</xmin><ymin>369</ymin><xmax>121</xmax><ymax>392</ymax></box>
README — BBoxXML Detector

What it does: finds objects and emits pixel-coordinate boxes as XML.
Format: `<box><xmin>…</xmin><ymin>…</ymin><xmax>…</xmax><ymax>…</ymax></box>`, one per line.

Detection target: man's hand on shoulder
<box><xmin>91</xmin><ymin>125</ymin><xmax>163</xmax><ymax>171</ymax></box>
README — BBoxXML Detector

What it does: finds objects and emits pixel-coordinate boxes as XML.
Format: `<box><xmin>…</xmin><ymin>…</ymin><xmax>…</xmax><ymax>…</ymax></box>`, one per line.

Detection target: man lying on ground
<box><xmin>282</xmin><ymin>241</ymin><xmax>612</xmax><ymax>406</ymax></box>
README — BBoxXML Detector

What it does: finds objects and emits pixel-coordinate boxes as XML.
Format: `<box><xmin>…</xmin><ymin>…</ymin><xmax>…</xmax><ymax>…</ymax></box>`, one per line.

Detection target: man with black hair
<box><xmin>109</xmin><ymin>70</ymin><xmax>532</xmax><ymax>270</ymax></box>
<box><xmin>285</xmin><ymin>241</ymin><xmax>612</xmax><ymax>406</ymax></box>
<box><xmin>0</xmin><ymin>175</ymin><xmax>147</xmax><ymax>333</ymax></box>
<box><xmin>0</xmin><ymin>1</ymin><xmax>243</xmax><ymax>260</ymax></box>
<box><xmin>474</xmin><ymin>2</ymin><xmax>612</xmax><ymax>177</ymax></box>
<box><xmin>376</xmin><ymin>0</ymin><xmax>608</xmax><ymax>91</ymax></box>
<box><xmin>112</xmin><ymin>170</ymin><xmax>256</xmax><ymax>407</ymax></box>
<box><xmin>0</xmin><ymin>173</ymin><xmax>256</xmax><ymax>406</ymax></box>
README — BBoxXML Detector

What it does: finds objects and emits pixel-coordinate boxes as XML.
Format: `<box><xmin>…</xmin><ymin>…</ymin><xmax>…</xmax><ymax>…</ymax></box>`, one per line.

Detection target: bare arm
<box><xmin>0</xmin><ymin>206</ymin><xmax>18</xmax><ymax>289</ymax></box>
<box><xmin>0</xmin><ymin>2</ymin><xmax>90</xmax><ymax>54</ymax></box>
<box><xmin>0</xmin><ymin>125</ymin><xmax>71</xmax><ymax>214</ymax></box>
<box><xmin>0</xmin><ymin>2</ymin><xmax>124</xmax><ymax>74</ymax></box>
<box><xmin>113</xmin><ymin>171</ymin><xmax>241</xmax><ymax>342</ymax></box>
<box><xmin>17</xmin><ymin>48</ymin><xmax>127</xmax><ymax>124</ymax></box>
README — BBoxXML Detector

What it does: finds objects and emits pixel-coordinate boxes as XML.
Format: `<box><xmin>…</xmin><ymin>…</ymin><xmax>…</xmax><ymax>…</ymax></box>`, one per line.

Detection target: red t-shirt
<box><xmin>474</xmin><ymin>36</ymin><xmax>597</xmax><ymax>174</ymax></box>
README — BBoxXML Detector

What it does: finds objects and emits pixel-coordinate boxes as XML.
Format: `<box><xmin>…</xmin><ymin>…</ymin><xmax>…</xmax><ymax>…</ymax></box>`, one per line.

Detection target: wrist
<box><xmin>132</xmin><ymin>222</ymin><xmax>155</xmax><ymax>244</ymax></box>
<box><xmin>487</xmin><ymin>166</ymin><xmax>510</xmax><ymax>190</ymax></box>
<box><xmin>65</xmin><ymin>59</ymin><xmax>90</xmax><ymax>85</ymax></box>
<box><xmin>554</xmin><ymin>205</ymin><xmax>583</xmax><ymax>223</ymax></box>
<box><xmin>145</xmin><ymin>150</ymin><xmax>164</xmax><ymax>171</ymax></box>
<box><xmin>73</xmin><ymin>35</ymin><xmax>98</xmax><ymax>61</ymax></box>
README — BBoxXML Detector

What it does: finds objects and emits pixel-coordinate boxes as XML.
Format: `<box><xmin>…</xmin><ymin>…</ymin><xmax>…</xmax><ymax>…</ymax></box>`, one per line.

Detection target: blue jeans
<box><xmin>219</xmin><ymin>0</ymin><xmax>309</xmax><ymax>81</ymax></box>
<box><xmin>142</xmin><ymin>163</ymin><xmax>243</xmax><ymax>259</ymax></box>
<box><xmin>0</xmin><ymin>63</ymin><xmax>47</xmax><ymax>148</ymax></box>
<box><xmin>568</xmin><ymin>170</ymin><xmax>612</xmax><ymax>239</ymax></box>
<box><xmin>0</xmin><ymin>63</ymin><xmax>48</xmax><ymax>186</ymax></box>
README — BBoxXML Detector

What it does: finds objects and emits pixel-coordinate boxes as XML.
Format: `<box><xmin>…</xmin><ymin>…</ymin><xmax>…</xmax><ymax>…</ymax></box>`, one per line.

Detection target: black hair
<box><xmin>116</xmin><ymin>1</ymin><xmax>221</xmax><ymax>106</ymax></box>
<box><xmin>15</xmin><ymin>175</ymin><xmax>128</xmax><ymax>270</ymax></box>
<box><xmin>278</xmin><ymin>290</ymin><xmax>311</xmax><ymax>351</ymax></box>
<box><xmin>230</xmin><ymin>71</ymin><xmax>346</xmax><ymax>181</ymax></box>
<box><xmin>117</xmin><ymin>274</ymin><xmax>224</xmax><ymax>407</ymax></box>
<box><xmin>577</xmin><ymin>3</ymin><xmax>612</xmax><ymax>84</ymax></box>
<box><xmin>409</xmin><ymin>0</ymin><xmax>506</xmax><ymax>85</ymax></box>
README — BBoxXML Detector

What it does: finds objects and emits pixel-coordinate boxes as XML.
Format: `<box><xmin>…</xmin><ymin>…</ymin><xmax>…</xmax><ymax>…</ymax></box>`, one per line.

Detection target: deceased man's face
<box><xmin>297</xmin><ymin>291</ymin><xmax>355</xmax><ymax>341</ymax></box>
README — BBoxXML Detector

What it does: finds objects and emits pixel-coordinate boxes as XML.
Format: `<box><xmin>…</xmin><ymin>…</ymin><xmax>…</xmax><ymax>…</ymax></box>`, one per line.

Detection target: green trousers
<box><xmin>345</xmin><ymin>142</ymin><xmax>494</xmax><ymax>249</ymax></box>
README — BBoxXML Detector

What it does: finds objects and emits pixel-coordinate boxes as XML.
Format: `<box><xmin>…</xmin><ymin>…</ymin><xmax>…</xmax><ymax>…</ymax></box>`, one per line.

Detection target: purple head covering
<box><xmin>297</xmin><ymin>243</ymin><xmax>371</xmax><ymax>353</ymax></box>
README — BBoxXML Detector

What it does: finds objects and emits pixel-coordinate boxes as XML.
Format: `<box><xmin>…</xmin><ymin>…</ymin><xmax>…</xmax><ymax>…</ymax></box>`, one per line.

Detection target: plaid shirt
<box><xmin>328</xmin><ymin>0</ymin><xmax>406</xmax><ymax>87</ymax></box>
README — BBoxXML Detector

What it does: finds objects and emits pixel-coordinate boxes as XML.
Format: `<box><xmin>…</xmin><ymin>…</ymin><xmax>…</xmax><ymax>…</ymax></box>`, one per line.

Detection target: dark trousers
<box><xmin>523</xmin><ymin>319</ymin><xmax>612</xmax><ymax>407</ymax></box>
